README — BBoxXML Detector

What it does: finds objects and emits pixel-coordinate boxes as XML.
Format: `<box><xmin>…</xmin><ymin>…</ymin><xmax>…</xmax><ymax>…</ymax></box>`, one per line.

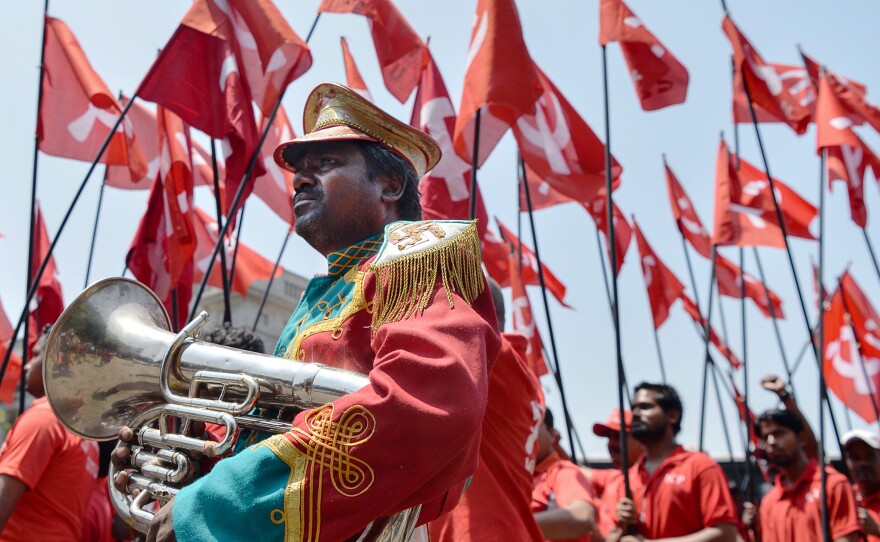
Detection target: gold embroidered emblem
<box><xmin>388</xmin><ymin>222</ymin><xmax>446</xmax><ymax>251</ymax></box>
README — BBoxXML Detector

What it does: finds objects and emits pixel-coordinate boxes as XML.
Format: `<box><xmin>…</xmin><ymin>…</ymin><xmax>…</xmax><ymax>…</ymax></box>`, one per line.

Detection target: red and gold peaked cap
<box><xmin>274</xmin><ymin>83</ymin><xmax>441</xmax><ymax>179</ymax></box>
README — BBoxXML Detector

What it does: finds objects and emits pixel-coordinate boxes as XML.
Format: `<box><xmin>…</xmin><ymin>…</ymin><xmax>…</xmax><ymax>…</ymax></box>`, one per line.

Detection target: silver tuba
<box><xmin>43</xmin><ymin>277</ymin><xmax>421</xmax><ymax>540</ymax></box>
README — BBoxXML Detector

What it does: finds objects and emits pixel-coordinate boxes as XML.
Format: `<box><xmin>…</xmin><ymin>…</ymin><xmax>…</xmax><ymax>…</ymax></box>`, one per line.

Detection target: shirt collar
<box><xmin>777</xmin><ymin>459</ymin><xmax>819</xmax><ymax>494</ymax></box>
<box><xmin>535</xmin><ymin>452</ymin><xmax>562</xmax><ymax>475</ymax></box>
<box><xmin>635</xmin><ymin>444</ymin><xmax>687</xmax><ymax>475</ymax></box>
<box><xmin>326</xmin><ymin>233</ymin><xmax>383</xmax><ymax>277</ymax></box>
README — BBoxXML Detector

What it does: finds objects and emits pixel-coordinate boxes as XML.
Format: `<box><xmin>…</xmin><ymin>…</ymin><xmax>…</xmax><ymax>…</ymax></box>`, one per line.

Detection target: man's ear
<box><xmin>379</xmin><ymin>173</ymin><xmax>405</xmax><ymax>204</ymax></box>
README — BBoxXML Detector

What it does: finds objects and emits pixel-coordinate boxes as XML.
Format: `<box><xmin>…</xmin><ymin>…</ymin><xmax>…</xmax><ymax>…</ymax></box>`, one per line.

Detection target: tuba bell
<box><xmin>43</xmin><ymin>277</ymin><xmax>421</xmax><ymax>540</ymax></box>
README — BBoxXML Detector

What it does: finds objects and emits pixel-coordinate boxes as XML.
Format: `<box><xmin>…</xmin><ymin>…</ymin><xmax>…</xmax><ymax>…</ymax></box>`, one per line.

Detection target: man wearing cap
<box><xmin>842</xmin><ymin>430</ymin><xmax>880</xmax><ymax>541</ymax></box>
<box><xmin>749</xmin><ymin>409</ymin><xmax>860</xmax><ymax>542</ymax></box>
<box><xmin>583</xmin><ymin>409</ymin><xmax>644</xmax><ymax>540</ymax></box>
<box><xmin>610</xmin><ymin>382</ymin><xmax>738</xmax><ymax>542</ymax></box>
<box><xmin>136</xmin><ymin>83</ymin><xmax>502</xmax><ymax>542</ymax></box>
<box><xmin>531</xmin><ymin>409</ymin><xmax>598</xmax><ymax>541</ymax></box>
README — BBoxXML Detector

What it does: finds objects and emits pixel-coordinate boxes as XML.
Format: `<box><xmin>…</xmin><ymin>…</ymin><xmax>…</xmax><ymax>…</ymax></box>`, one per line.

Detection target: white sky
<box><xmin>1</xmin><ymin>0</ymin><xmax>879</xmax><ymax>461</ymax></box>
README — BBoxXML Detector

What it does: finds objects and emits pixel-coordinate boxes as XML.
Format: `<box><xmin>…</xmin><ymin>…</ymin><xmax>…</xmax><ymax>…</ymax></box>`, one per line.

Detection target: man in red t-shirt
<box><xmin>532</xmin><ymin>409</ymin><xmax>597</xmax><ymax>541</ymax></box>
<box><xmin>583</xmin><ymin>409</ymin><xmax>644</xmax><ymax>539</ymax></box>
<box><xmin>0</xmin><ymin>327</ymin><xmax>100</xmax><ymax>541</ymax></box>
<box><xmin>611</xmin><ymin>382</ymin><xmax>738</xmax><ymax>542</ymax></box>
<box><xmin>428</xmin><ymin>279</ymin><xmax>545</xmax><ymax>541</ymax></box>
<box><xmin>751</xmin><ymin>409</ymin><xmax>860</xmax><ymax>542</ymax></box>
<box><xmin>842</xmin><ymin>429</ymin><xmax>880</xmax><ymax>542</ymax></box>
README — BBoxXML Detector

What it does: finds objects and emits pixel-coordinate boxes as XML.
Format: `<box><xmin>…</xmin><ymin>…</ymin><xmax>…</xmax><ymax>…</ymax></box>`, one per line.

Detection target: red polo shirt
<box><xmin>856</xmin><ymin>484</ymin><xmax>880</xmax><ymax>542</ymax></box>
<box><xmin>532</xmin><ymin>453</ymin><xmax>596</xmax><ymax>542</ymax></box>
<box><xmin>758</xmin><ymin>460</ymin><xmax>861</xmax><ymax>542</ymax></box>
<box><xmin>621</xmin><ymin>446</ymin><xmax>738</xmax><ymax>539</ymax></box>
<box><xmin>590</xmin><ymin>468</ymin><xmax>627</xmax><ymax>538</ymax></box>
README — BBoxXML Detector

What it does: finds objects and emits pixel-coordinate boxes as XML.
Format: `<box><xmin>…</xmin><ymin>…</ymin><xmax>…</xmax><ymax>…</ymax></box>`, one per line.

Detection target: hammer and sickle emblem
<box><xmin>388</xmin><ymin>222</ymin><xmax>447</xmax><ymax>251</ymax></box>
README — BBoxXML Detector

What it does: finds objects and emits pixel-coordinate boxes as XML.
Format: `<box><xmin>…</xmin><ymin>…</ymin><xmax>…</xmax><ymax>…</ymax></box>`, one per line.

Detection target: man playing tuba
<box><xmin>114</xmin><ymin>83</ymin><xmax>502</xmax><ymax>542</ymax></box>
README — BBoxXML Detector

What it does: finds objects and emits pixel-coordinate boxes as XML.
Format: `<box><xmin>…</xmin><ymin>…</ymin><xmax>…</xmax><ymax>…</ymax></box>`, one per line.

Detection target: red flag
<box><xmin>585</xmin><ymin>198</ymin><xmax>632</xmax><ymax>277</ymax></box>
<box><xmin>728</xmin><ymin>375</ymin><xmax>760</xmax><ymax>446</ymax></box>
<box><xmin>453</xmin><ymin>0</ymin><xmax>543</xmax><ymax>166</ymax></box>
<box><xmin>713</xmin><ymin>141</ymin><xmax>817</xmax><ymax>248</ymax></box>
<box><xmin>318</xmin><ymin>0</ymin><xmax>424</xmax><ymax>103</ymax></box>
<box><xmin>126</xmin><ymin>108</ymin><xmax>196</xmax><ymax>328</ymax></box>
<box><xmin>193</xmin><ymin>208</ymin><xmax>283</xmax><ymax>297</ymax></box>
<box><xmin>732</xmin><ymin>63</ymin><xmax>815</xmax><ymax>127</ymax></box>
<box><xmin>681</xmin><ymin>295</ymin><xmax>742</xmax><ymax>369</ymax></box>
<box><xmin>105</xmin><ymin>98</ymin><xmax>159</xmax><ymax>189</ymax></box>
<box><xmin>340</xmin><ymin>37</ymin><xmax>373</xmax><ymax>101</ymax></box>
<box><xmin>39</xmin><ymin>17</ymin><xmax>147</xmax><ymax>178</ymax></box>
<box><xmin>253</xmin><ymin>107</ymin><xmax>296</xmax><ymax>228</ymax></box>
<box><xmin>409</xmin><ymin>50</ymin><xmax>500</xmax><ymax>282</ymax></box>
<box><xmin>496</xmin><ymin>220</ymin><xmax>570</xmax><ymax>308</ymax></box>
<box><xmin>824</xmin><ymin>286</ymin><xmax>880</xmax><ymax>423</ymax></box>
<box><xmin>841</xmin><ymin>272</ymin><xmax>880</xmax><ymax>336</ymax></box>
<box><xmin>508</xmin><ymin>252</ymin><xmax>548</xmax><ymax>377</ymax></box>
<box><xmin>665</xmin><ymin>163</ymin><xmax>712</xmax><ymax>259</ymax></box>
<box><xmin>716</xmin><ymin>254</ymin><xmax>784</xmax><ymax>319</ymax></box>
<box><xmin>816</xmin><ymin>75</ymin><xmax>880</xmax><ymax>229</ymax></box>
<box><xmin>137</xmin><ymin>0</ymin><xmax>265</xmax><ymax>222</ymax></box>
<box><xmin>598</xmin><ymin>0</ymin><xmax>688</xmax><ymax>111</ymax></box>
<box><xmin>28</xmin><ymin>206</ymin><xmax>65</xmax><ymax>353</ymax></box>
<box><xmin>514</xmin><ymin>63</ymin><xmax>622</xmax><ymax>204</ymax></box>
<box><xmin>723</xmin><ymin>16</ymin><xmax>811</xmax><ymax>135</ymax></box>
<box><xmin>0</xmin><ymin>298</ymin><xmax>22</xmax><ymax>404</ymax></box>
<box><xmin>633</xmin><ymin>221</ymin><xmax>685</xmax><ymax>328</ymax></box>
<box><xmin>802</xmin><ymin>50</ymin><xmax>880</xmax><ymax>133</ymax></box>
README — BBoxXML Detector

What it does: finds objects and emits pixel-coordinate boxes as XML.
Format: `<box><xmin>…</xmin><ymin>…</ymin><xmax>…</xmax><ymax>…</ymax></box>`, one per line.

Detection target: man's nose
<box><xmin>293</xmin><ymin>170</ymin><xmax>316</xmax><ymax>192</ymax></box>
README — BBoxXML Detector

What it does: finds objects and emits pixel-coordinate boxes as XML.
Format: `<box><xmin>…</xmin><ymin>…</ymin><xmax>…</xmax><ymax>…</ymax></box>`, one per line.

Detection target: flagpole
<box><xmin>817</xmin><ymin>143</ymin><xmax>831</xmax><ymax>542</ymax></box>
<box><xmin>519</xmin><ymin>157</ymin><xmax>579</xmax><ymax>460</ymax></box>
<box><xmin>699</xmin><ymin>247</ymin><xmax>718</xmax><ymax>452</ymax></box>
<box><xmin>837</xmin><ymin>277</ymin><xmax>880</xmax><ymax>421</ymax></box>
<box><xmin>227</xmin><ymin>203</ymin><xmax>247</xmax><ymax>294</ymax></box>
<box><xmin>862</xmin><ymin>230</ymin><xmax>880</xmax><ymax>289</ymax></box>
<box><xmin>468</xmin><ymin>109</ymin><xmax>482</xmax><ymax>220</ymax></box>
<box><xmin>210</xmin><ymin>139</ymin><xmax>233</xmax><ymax>324</ymax></box>
<box><xmin>252</xmin><ymin>229</ymin><xmax>291</xmax><ymax>333</ymax></box>
<box><xmin>709</xmin><ymin>359</ymin><xmax>744</xmax><ymax>487</ymax></box>
<box><xmin>83</xmin><ymin>177</ymin><xmax>107</xmax><ymax>288</ymax></box>
<box><xmin>602</xmin><ymin>43</ymin><xmax>631</xmax><ymax>498</ymax></box>
<box><xmin>738</xmin><ymin>247</ymin><xmax>757</xmax><ymax>501</ymax></box>
<box><xmin>188</xmin><ymin>12</ymin><xmax>321</xmax><ymax>321</ymax></box>
<box><xmin>752</xmin><ymin>248</ymin><xmax>796</xmax><ymax>398</ymax></box>
<box><xmin>0</xmin><ymin>96</ymin><xmax>140</xmax><ymax>388</ymax></box>
<box><xmin>594</xmin><ymin>229</ymin><xmax>615</xmax><ymax>320</ymax></box>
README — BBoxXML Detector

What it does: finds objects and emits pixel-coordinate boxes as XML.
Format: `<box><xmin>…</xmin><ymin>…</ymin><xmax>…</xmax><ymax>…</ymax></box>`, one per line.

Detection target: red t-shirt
<box><xmin>620</xmin><ymin>446</ymin><xmax>738</xmax><ymax>539</ymax></box>
<box><xmin>531</xmin><ymin>453</ymin><xmax>596</xmax><ymax>542</ymax></box>
<box><xmin>0</xmin><ymin>397</ymin><xmax>99</xmax><ymax>541</ymax></box>
<box><xmin>80</xmin><ymin>477</ymin><xmax>115</xmax><ymax>542</ymax></box>
<box><xmin>428</xmin><ymin>333</ymin><xmax>544</xmax><ymax>541</ymax></box>
<box><xmin>590</xmin><ymin>468</ymin><xmax>626</xmax><ymax>538</ymax></box>
<box><xmin>759</xmin><ymin>461</ymin><xmax>861</xmax><ymax>542</ymax></box>
<box><xmin>857</xmin><ymin>484</ymin><xmax>880</xmax><ymax>542</ymax></box>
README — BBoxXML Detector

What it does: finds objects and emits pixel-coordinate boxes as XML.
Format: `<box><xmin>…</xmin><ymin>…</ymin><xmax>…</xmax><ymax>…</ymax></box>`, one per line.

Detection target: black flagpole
<box><xmin>862</xmin><ymin>230</ymin><xmax>880</xmax><ymax>289</ymax></box>
<box><xmin>739</xmin><ymin>247</ymin><xmax>756</xmax><ymax>501</ymax></box>
<box><xmin>709</xmin><ymin>359</ymin><xmax>744</xmax><ymax>487</ymax></box>
<box><xmin>594</xmin><ymin>229</ymin><xmax>616</xmax><ymax>320</ymax></box>
<box><xmin>20</xmin><ymin>1</ymin><xmax>50</xmax><ymax>414</ymax></box>
<box><xmin>83</xmin><ymin>177</ymin><xmax>106</xmax><ymax>288</ymax></box>
<box><xmin>602</xmin><ymin>43</ymin><xmax>630</xmax><ymax>498</ymax></box>
<box><xmin>252</xmin><ymin>229</ymin><xmax>291</xmax><ymax>333</ymax></box>
<box><xmin>698</xmin><ymin>247</ymin><xmax>718</xmax><ymax>452</ymax></box>
<box><xmin>0</xmin><ymin>104</ymin><xmax>140</xmax><ymax>389</ymax></box>
<box><xmin>817</xmin><ymin>142</ymin><xmax>831</xmax><ymax>542</ymax></box>
<box><xmin>210</xmin><ymin>139</ymin><xmax>233</xmax><ymax>324</ymax></box>
<box><xmin>519</xmin><ymin>157</ymin><xmax>579</xmax><ymax>460</ymax></box>
<box><xmin>752</xmin><ymin>248</ymin><xmax>797</xmax><ymax>398</ymax></box>
<box><xmin>227</xmin><ymin>202</ymin><xmax>247</xmax><ymax>292</ymax></box>
<box><xmin>188</xmin><ymin>12</ymin><xmax>321</xmax><ymax>321</ymax></box>
<box><xmin>468</xmin><ymin>109</ymin><xmax>482</xmax><ymax>220</ymax></box>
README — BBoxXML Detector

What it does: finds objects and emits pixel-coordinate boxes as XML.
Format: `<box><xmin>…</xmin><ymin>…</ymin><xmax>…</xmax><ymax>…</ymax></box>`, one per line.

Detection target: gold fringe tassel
<box><xmin>369</xmin><ymin>222</ymin><xmax>485</xmax><ymax>333</ymax></box>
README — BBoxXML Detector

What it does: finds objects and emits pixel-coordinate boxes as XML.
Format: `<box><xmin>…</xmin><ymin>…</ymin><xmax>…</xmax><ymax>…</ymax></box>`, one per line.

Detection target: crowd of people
<box><xmin>0</xmin><ymin>83</ymin><xmax>877</xmax><ymax>542</ymax></box>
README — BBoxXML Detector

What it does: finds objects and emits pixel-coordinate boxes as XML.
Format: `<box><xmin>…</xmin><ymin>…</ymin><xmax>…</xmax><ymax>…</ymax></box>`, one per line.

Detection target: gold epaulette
<box><xmin>368</xmin><ymin>220</ymin><xmax>484</xmax><ymax>332</ymax></box>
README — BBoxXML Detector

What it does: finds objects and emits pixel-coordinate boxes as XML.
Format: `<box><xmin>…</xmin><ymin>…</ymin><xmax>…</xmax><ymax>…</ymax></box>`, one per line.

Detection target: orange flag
<box><xmin>633</xmin><ymin>221</ymin><xmax>685</xmax><ymax>328</ymax></box>
<box><xmin>599</xmin><ymin>0</ymin><xmax>688</xmax><ymax>110</ymax></box>
<box><xmin>319</xmin><ymin>0</ymin><xmax>425</xmax><ymax>103</ymax></box>
<box><xmin>38</xmin><ymin>17</ymin><xmax>147</xmax><ymax>178</ymax></box>
<box><xmin>340</xmin><ymin>37</ymin><xmax>373</xmax><ymax>101</ymax></box>
<box><xmin>453</xmin><ymin>0</ymin><xmax>543</xmax><ymax>167</ymax></box>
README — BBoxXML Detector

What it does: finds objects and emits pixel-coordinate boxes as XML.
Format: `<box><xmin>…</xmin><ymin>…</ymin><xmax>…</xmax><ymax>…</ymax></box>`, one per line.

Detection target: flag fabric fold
<box><xmin>318</xmin><ymin>0</ymin><xmax>425</xmax><ymax>103</ymax></box>
<box><xmin>715</xmin><ymin>254</ymin><xmax>784</xmax><ymax>319</ymax></box>
<box><xmin>599</xmin><ymin>0</ymin><xmax>688</xmax><ymax>111</ymax></box>
<box><xmin>39</xmin><ymin>17</ymin><xmax>147</xmax><ymax>179</ymax></box>
<box><xmin>633</xmin><ymin>221</ymin><xmax>685</xmax><ymax>329</ymax></box>
<box><xmin>665</xmin><ymin>163</ymin><xmax>712</xmax><ymax>259</ymax></box>
<box><xmin>723</xmin><ymin>16</ymin><xmax>811</xmax><ymax>135</ymax></box>
<box><xmin>803</xmin><ymin>50</ymin><xmax>880</xmax><ymax>133</ymax></box>
<box><xmin>681</xmin><ymin>295</ymin><xmax>742</xmax><ymax>369</ymax></box>
<box><xmin>453</xmin><ymin>0</ymin><xmax>543</xmax><ymax>167</ymax></box>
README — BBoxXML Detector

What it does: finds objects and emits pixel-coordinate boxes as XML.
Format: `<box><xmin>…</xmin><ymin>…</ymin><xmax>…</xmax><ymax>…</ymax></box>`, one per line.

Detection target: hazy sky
<box><xmin>1</xmin><ymin>0</ymin><xmax>879</xmax><ymax>460</ymax></box>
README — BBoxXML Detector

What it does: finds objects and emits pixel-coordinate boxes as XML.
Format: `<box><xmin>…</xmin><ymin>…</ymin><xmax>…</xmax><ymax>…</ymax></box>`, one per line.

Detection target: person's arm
<box><xmin>535</xmin><ymin>499</ymin><xmax>596</xmax><ymax>540</ymax></box>
<box><xmin>0</xmin><ymin>475</ymin><xmax>27</xmax><ymax>531</ymax></box>
<box><xmin>620</xmin><ymin>523</ymin><xmax>738</xmax><ymax>542</ymax></box>
<box><xmin>761</xmin><ymin>375</ymin><xmax>818</xmax><ymax>459</ymax></box>
<box><xmin>832</xmin><ymin>533</ymin><xmax>860</xmax><ymax>542</ymax></box>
